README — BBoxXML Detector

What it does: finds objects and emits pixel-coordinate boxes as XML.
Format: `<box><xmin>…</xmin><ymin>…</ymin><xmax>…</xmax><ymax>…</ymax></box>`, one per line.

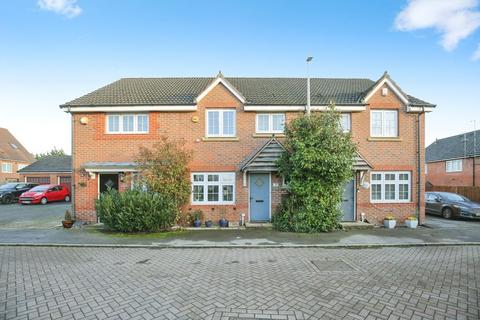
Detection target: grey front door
<box><xmin>249</xmin><ymin>173</ymin><xmax>270</xmax><ymax>222</ymax></box>
<box><xmin>341</xmin><ymin>179</ymin><xmax>355</xmax><ymax>221</ymax></box>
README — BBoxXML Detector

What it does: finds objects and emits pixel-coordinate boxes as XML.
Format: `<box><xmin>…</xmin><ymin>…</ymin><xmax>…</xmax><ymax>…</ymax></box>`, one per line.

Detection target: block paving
<box><xmin>0</xmin><ymin>246</ymin><xmax>479</xmax><ymax>319</ymax></box>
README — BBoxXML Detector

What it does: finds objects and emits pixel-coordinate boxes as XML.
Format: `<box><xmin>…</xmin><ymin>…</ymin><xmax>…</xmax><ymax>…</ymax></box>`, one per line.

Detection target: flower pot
<box><xmin>405</xmin><ymin>219</ymin><xmax>418</xmax><ymax>229</ymax></box>
<box><xmin>219</xmin><ymin>218</ymin><xmax>228</xmax><ymax>228</ymax></box>
<box><xmin>384</xmin><ymin>220</ymin><xmax>396</xmax><ymax>229</ymax></box>
<box><xmin>205</xmin><ymin>220</ymin><xmax>213</xmax><ymax>228</ymax></box>
<box><xmin>62</xmin><ymin>220</ymin><xmax>74</xmax><ymax>228</ymax></box>
<box><xmin>193</xmin><ymin>219</ymin><xmax>202</xmax><ymax>227</ymax></box>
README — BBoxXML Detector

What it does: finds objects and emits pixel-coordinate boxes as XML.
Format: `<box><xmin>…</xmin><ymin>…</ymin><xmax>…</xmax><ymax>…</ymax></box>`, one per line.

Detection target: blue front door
<box><xmin>249</xmin><ymin>173</ymin><xmax>270</xmax><ymax>222</ymax></box>
<box><xmin>341</xmin><ymin>179</ymin><xmax>355</xmax><ymax>221</ymax></box>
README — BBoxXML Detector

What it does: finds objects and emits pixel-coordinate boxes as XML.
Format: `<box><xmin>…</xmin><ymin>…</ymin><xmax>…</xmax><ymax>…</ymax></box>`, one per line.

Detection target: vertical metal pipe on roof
<box><xmin>306</xmin><ymin>57</ymin><xmax>313</xmax><ymax>116</ymax></box>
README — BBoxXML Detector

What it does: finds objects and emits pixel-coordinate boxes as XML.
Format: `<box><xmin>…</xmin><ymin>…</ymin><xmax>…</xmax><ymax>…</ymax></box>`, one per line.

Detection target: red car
<box><xmin>19</xmin><ymin>184</ymin><xmax>71</xmax><ymax>205</ymax></box>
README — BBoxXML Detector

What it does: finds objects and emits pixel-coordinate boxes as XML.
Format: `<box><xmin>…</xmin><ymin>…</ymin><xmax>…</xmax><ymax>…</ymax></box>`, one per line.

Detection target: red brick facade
<box><xmin>70</xmin><ymin>80</ymin><xmax>427</xmax><ymax>225</ymax></box>
<box><xmin>0</xmin><ymin>160</ymin><xmax>31</xmax><ymax>183</ymax></box>
<box><xmin>427</xmin><ymin>157</ymin><xmax>480</xmax><ymax>187</ymax></box>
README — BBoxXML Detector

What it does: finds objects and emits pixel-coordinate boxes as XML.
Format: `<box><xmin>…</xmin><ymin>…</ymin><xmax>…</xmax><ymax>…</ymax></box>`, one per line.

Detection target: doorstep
<box><xmin>245</xmin><ymin>222</ymin><xmax>273</xmax><ymax>228</ymax></box>
<box><xmin>341</xmin><ymin>221</ymin><xmax>374</xmax><ymax>230</ymax></box>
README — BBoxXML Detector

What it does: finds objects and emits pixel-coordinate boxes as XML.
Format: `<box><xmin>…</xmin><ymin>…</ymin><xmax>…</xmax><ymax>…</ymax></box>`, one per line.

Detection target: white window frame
<box><xmin>106</xmin><ymin>114</ymin><xmax>149</xmax><ymax>134</ymax></box>
<box><xmin>1</xmin><ymin>163</ymin><xmax>12</xmax><ymax>173</ymax></box>
<box><xmin>255</xmin><ymin>113</ymin><xmax>285</xmax><ymax>134</ymax></box>
<box><xmin>191</xmin><ymin>172</ymin><xmax>235</xmax><ymax>205</ymax></box>
<box><xmin>205</xmin><ymin>109</ymin><xmax>236</xmax><ymax>137</ymax></box>
<box><xmin>446</xmin><ymin>159</ymin><xmax>462</xmax><ymax>173</ymax></box>
<box><xmin>370</xmin><ymin>171</ymin><xmax>411</xmax><ymax>203</ymax></box>
<box><xmin>341</xmin><ymin>113</ymin><xmax>351</xmax><ymax>133</ymax></box>
<box><xmin>370</xmin><ymin>110</ymin><xmax>398</xmax><ymax>137</ymax></box>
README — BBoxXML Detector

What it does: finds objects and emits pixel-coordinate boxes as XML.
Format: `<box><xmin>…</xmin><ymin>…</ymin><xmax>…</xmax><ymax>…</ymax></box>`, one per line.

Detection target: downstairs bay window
<box><xmin>370</xmin><ymin>172</ymin><xmax>411</xmax><ymax>203</ymax></box>
<box><xmin>192</xmin><ymin>172</ymin><xmax>235</xmax><ymax>204</ymax></box>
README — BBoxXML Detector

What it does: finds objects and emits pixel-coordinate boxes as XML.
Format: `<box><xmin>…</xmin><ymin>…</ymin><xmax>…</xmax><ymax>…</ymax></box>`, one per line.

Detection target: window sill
<box><xmin>201</xmin><ymin>137</ymin><xmax>239</xmax><ymax>142</ymax></box>
<box><xmin>252</xmin><ymin>133</ymin><xmax>285</xmax><ymax>138</ymax></box>
<box><xmin>367</xmin><ymin>137</ymin><xmax>403</xmax><ymax>142</ymax></box>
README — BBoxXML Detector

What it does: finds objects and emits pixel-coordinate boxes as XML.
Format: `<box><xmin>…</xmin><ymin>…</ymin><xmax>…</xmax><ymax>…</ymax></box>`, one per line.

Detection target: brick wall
<box><xmin>72</xmin><ymin>82</ymin><xmax>425</xmax><ymax>225</ymax></box>
<box><xmin>426</xmin><ymin>157</ymin><xmax>480</xmax><ymax>186</ymax></box>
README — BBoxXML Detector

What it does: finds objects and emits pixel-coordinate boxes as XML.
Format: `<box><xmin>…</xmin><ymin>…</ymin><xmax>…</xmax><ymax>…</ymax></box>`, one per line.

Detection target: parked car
<box><xmin>425</xmin><ymin>191</ymin><xmax>480</xmax><ymax>219</ymax></box>
<box><xmin>0</xmin><ymin>182</ymin><xmax>38</xmax><ymax>204</ymax></box>
<box><xmin>19</xmin><ymin>184</ymin><xmax>70</xmax><ymax>205</ymax></box>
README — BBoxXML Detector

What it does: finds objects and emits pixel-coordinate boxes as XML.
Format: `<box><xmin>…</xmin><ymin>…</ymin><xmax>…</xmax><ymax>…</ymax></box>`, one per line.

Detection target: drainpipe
<box><xmin>68</xmin><ymin>106</ymin><xmax>75</xmax><ymax>220</ymax></box>
<box><xmin>417</xmin><ymin>107</ymin><xmax>425</xmax><ymax>224</ymax></box>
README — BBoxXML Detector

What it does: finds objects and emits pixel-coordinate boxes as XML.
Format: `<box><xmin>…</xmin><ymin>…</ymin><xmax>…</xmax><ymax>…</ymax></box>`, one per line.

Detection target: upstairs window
<box><xmin>256</xmin><ymin>114</ymin><xmax>285</xmax><ymax>134</ymax></box>
<box><xmin>446</xmin><ymin>159</ymin><xmax>462</xmax><ymax>172</ymax></box>
<box><xmin>107</xmin><ymin>114</ymin><xmax>149</xmax><ymax>134</ymax></box>
<box><xmin>341</xmin><ymin>113</ymin><xmax>351</xmax><ymax>133</ymax></box>
<box><xmin>370</xmin><ymin>110</ymin><xmax>398</xmax><ymax>137</ymax></box>
<box><xmin>206</xmin><ymin>110</ymin><xmax>236</xmax><ymax>137</ymax></box>
<box><xmin>1</xmin><ymin>163</ymin><xmax>12</xmax><ymax>173</ymax></box>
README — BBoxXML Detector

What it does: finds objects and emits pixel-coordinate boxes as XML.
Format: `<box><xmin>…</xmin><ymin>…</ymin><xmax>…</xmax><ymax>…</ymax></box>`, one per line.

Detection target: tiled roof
<box><xmin>62</xmin><ymin>77</ymin><xmax>435</xmax><ymax>107</ymax></box>
<box><xmin>17</xmin><ymin>155</ymin><xmax>72</xmax><ymax>173</ymax></box>
<box><xmin>426</xmin><ymin>130</ymin><xmax>480</xmax><ymax>163</ymax></box>
<box><xmin>0</xmin><ymin>128</ymin><xmax>35</xmax><ymax>163</ymax></box>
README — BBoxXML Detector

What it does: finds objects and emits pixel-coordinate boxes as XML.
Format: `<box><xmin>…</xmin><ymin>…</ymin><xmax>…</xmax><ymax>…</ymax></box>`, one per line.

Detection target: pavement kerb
<box><xmin>0</xmin><ymin>241</ymin><xmax>479</xmax><ymax>249</ymax></box>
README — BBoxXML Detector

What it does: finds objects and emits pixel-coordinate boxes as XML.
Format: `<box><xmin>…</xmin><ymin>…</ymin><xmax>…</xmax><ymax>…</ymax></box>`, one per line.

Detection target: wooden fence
<box><xmin>426</xmin><ymin>185</ymin><xmax>480</xmax><ymax>202</ymax></box>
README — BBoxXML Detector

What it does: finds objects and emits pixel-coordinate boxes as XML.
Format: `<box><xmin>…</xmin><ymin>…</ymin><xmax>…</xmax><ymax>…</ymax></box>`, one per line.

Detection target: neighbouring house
<box><xmin>17</xmin><ymin>155</ymin><xmax>72</xmax><ymax>191</ymax></box>
<box><xmin>0</xmin><ymin>127</ymin><xmax>35</xmax><ymax>183</ymax></box>
<box><xmin>426</xmin><ymin>130</ymin><xmax>480</xmax><ymax>187</ymax></box>
<box><xmin>61</xmin><ymin>71</ymin><xmax>435</xmax><ymax>225</ymax></box>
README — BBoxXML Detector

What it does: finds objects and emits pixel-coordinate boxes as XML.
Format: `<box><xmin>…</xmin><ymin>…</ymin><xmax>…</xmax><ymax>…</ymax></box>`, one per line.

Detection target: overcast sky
<box><xmin>1</xmin><ymin>0</ymin><xmax>480</xmax><ymax>154</ymax></box>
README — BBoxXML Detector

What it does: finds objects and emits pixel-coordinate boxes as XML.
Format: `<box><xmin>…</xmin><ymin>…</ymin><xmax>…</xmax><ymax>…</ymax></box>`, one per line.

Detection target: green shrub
<box><xmin>95</xmin><ymin>188</ymin><xmax>178</xmax><ymax>232</ymax></box>
<box><xmin>273</xmin><ymin>105</ymin><xmax>357</xmax><ymax>232</ymax></box>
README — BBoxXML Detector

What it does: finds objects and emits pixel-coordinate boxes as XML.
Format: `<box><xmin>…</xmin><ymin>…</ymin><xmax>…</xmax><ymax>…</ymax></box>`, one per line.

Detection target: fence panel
<box><xmin>426</xmin><ymin>185</ymin><xmax>480</xmax><ymax>202</ymax></box>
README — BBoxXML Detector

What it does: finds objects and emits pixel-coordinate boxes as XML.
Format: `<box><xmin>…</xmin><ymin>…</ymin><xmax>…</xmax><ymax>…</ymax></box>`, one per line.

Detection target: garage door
<box><xmin>26</xmin><ymin>176</ymin><xmax>50</xmax><ymax>184</ymax></box>
<box><xmin>59</xmin><ymin>176</ymin><xmax>71</xmax><ymax>192</ymax></box>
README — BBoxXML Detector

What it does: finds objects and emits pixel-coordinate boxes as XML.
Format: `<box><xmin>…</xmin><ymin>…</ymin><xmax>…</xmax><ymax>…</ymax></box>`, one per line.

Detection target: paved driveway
<box><xmin>1</xmin><ymin>246</ymin><xmax>479</xmax><ymax>320</ymax></box>
<box><xmin>0</xmin><ymin>203</ymin><xmax>70</xmax><ymax>229</ymax></box>
<box><xmin>425</xmin><ymin>213</ymin><xmax>480</xmax><ymax>229</ymax></box>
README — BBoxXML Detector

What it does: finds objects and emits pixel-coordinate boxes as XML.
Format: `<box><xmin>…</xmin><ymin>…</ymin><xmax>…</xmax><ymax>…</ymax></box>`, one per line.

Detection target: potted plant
<box><xmin>192</xmin><ymin>210</ymin><xmax>203</xmax><ymax>227</ymax></box>
<box><xmin>62</xmin><ymin>210</ymin><xmax>74</xmax><ymax>228</ymax></box>
<box><xmin>205</xmin><ymin>220</ymin><xmax>213</xmax><ymax>228</ymax></box>
<box><xmin>405</xmin><ymin>216</ymin><xmax>418</xmax><ymax>229</ymax></box>
<box><xmin>383</xmin><ymin>215</ymin><xmax>396</xmax><ymax>229</ymax></box>
<box><xmin>218</xmin><ymin>208</ymin><xmax>229</xmax><ymax>228</ymax></box>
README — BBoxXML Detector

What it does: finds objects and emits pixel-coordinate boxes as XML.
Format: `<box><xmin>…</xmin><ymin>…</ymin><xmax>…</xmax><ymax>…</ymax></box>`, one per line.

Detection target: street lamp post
<box><xmin>306</xmin><ymin>56</ymin><xmax>313</xmax><ymax>116</ymax></box>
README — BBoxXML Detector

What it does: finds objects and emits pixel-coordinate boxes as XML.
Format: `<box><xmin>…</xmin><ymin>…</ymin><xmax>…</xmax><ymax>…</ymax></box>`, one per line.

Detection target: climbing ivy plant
<box><xmin>273</xmin><ymin>105</ymin><xmax>357</xmax><ymax>232</ymax></box>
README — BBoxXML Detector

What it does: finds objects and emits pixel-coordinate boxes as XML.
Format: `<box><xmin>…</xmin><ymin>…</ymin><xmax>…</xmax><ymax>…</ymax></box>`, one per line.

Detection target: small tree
<box><xmin>136</xmin><ymin>138</ymin><xmax>191</xmax><ymax>219</ymax></box>
<box><xmin>273</xmin><ymin>105</ymin><xmax>357</xmax><ymax>232</ymax></box>
<box><xmin>35</xmin><ymin>147</ymin><xmax>66</xmax><ymax>160</ymax></box>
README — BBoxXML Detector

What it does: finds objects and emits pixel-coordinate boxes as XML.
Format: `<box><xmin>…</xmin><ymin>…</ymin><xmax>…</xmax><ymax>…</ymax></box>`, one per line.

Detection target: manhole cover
<box><xmin>310</xmin><ymin>259</ymin><xmax>356</xmax><ymax>272</ymax></box>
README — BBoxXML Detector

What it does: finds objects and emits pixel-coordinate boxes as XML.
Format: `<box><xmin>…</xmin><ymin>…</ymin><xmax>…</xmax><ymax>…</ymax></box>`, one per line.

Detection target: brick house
<box><xmin>61</xmin><ymin>72</ymin><xmax>435</xmax><ymax>225</ymax></box>
<box><xmin>426</xmin><ymin>130</ymin><xmax>480</xmax><ymax>187</ymax></box>
<box><xmin>17</xmin><ymin>155</ymin><xmax>72</xmax><ymax>191</ymax></box>
<box><xmin>0</xmin><ymin>127</ymin><xmax>35</xmax><ymax>183</ymax></box>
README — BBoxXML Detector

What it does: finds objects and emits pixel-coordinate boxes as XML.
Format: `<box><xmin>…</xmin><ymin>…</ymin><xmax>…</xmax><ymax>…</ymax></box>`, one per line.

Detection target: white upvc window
<box><xmin>341</xmin><ymin>113</ymin><xmax>351</xmax><ymax>133</ymax></box>
<box><xmin>446</xmin><ymin>159</ymin><xmax>462</xmax><ymax>172</ymax></box>
<box><xmin>191</xmin><ymin>172</ymin><xmax>235</xmax><ymax>204</ymax></box>
<box><xmin>106</xmin><ymin>114</ymin><xmax>149</xmax><ymax>134</ymax></box>
<box><xmin>256</xmin><ymin>113</ymin><xmax>285</xmax><ymax>133</ymax></box>
<box><xmin>206</xmin><ymin>110</ymin><xmax>236</xmax><ymax>137</ymax></box>
<box><xmin>1</xmin><ymin>163</ymin><xmax>12</xmax><ymax>173</ymax></box>
<box><xmin>370</xmin><ymin>171</ymin><xmax>411</xmax><ymax>203</ymax></box>
<box><xmin>370</xmin><ymin>110</ymin><xmax>398</xmax><ymax>137</ymax></box>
